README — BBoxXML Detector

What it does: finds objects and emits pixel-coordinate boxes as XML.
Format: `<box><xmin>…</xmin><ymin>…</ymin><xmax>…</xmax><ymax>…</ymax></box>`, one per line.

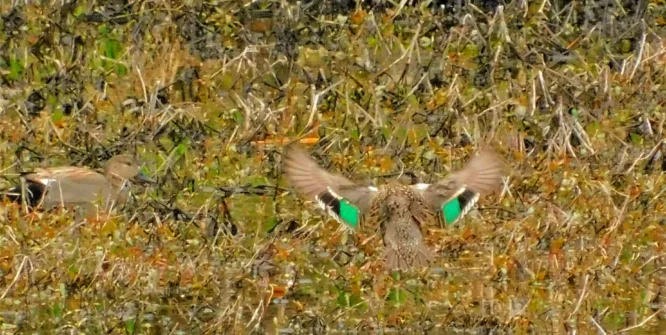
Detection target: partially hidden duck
<box><xmin>2</xmin><ymin>154</ymin><xmax>155</xmax><ymax>217</ymax></box>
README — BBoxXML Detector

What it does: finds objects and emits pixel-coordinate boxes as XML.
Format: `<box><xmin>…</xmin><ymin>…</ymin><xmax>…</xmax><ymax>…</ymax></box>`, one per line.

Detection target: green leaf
<box><xmin>125</xmin><ymin>319</ymin><xmax>135</xmax><ymax>333</ymax></box>
<box><xmin>116</xmin><ymin>64</ymin><xmax>128</xmax><ymax>76</ymax></box>
<box><xmin>52</xmin><ymin>303</ymin><xmax>62</xmax><ymax>318</ymax></box>
<box><xmin>387</xmin><ymin>287</ymin><xmax>406</xmax><ymax>305</ymax></box>
<box><xmin>263</xmin><ymin>216</ymin><xmax>279</xmax><ymax>233</ymax></box>
<box><xmin>570</xmin><ymin>108</ymin><xmax>580</xmax><ymax>118</ymax></box>
<box><xmin>220</xmin><ymin>73</ymin><xmax>234</xmax><ymax>90</ymax></box>
<box><xmin>335</xmin><ymin>290</ymin><xmax>366</xmax><ymax>309</ymax></box>
<box><xmin>336</xmin><ymin>291</ymin><xmax>349</xmax><ymax>307</ymax></box>
<box><xmin>248</xmin><ymin>176</ymin><xmax>268</xmax><ymax>187</ymax></box>
<box><xmin>52</xmin><ymin>110</ymin><xmax>64</xmax><ymax>123</ymax></box>
<box><xmin>98</xmin><ymin>24</ymin><xmax>109</xmax><ymax>35</ymax></box>
<box><xmin>73</xmin><ymin>5</ymin><xmax>86</xmax><ymax>17</ymax></box>
<box><xmin>8</xmin><ymin>57</ymin><xmax>23</xmax><ymax>80</ymax></box>
<box><xmin>351</xmin><ymin>128</ymin><xmax>360</xmax><ymax>140</ymax></box>
<box><xmin>461</xmin><ymin>44</ymin><xmax>479</xmax><ymax>58</ymax></box>
<box><xmin>419</xmin><ymin>36</ymin><xmax>432</xmax><ymax>48</ymax></box>
<box><xmin>367</xmin><ymin>36</ymin><xmax>377</xmax><ymax>48</ymax></box>
<box><xmin>381</xmin><ymin>125</ymin><xmax>392</xmax><ymax>138</ymax></box>
<box><xmin>232</xmin><ymin>109</ymin><xmax>243</xmax><ymax>124</ymax></box>
<box><xmin>104</xmin><ymin>39</ymin><xmax>118</xmax><ymax>59</ymax></box>
<box><xmin>176</xmin><ymin>141</ymin><xmax>189</xmax><ymax>155</ymax></box>
<box><xmin>585</xmin><ymin>121</ymin><xmax>600</xmax><ymax>137</ymax></box>
<box><xmin>630</xmin><ymin>133</ymin><xmax>643</xmax><ymax>146</ymax></box>
<box><xmin>101</xmin><ymin>37</ymin><xmax>127</xmax><ymax>75</ymax></box>
<box><xmin>47</xmin><ymin>94</ymin><xmax>58</xmax><ymax>107</ymax></box>
<box><xmin>348</xmin><ymin>293</ymin><xmax>365</xmax><ymax>310</ymax></box>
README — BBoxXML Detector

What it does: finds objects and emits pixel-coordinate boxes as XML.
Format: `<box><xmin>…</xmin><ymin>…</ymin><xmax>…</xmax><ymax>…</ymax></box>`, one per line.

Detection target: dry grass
<box><xmin>1</xmin><ymin>0</ymin><xmax>666</xmax><ymax>333</ymax></box>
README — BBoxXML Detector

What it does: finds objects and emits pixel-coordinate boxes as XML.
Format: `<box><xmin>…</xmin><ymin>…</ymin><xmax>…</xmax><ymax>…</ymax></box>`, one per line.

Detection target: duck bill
<box><xmin>134</xmin><ymin>171</ymin><xmax>156</xmax><ymax>184</ymax></box>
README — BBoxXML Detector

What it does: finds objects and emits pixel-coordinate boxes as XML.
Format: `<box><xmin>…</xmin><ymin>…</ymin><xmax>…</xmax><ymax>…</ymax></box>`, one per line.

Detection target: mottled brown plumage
<box><xmin>368</xmin><ymin>183</ymin><xmax>435</xmax><ymax>270</ymax></box>
<box><xmin>282</xmin><ymin>144</ymin><xmax>506</xmax><ymax>271</ymax></box>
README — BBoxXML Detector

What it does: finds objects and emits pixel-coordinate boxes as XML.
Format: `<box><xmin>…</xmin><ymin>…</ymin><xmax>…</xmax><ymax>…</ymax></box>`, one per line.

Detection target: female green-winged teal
<box><xmin>282</xmin><ymin>144</ymin><xmax>506</xmax><ymax>271</ymax></box>
<box><xmin>2</xmin><ymin>154</ymin><xmax>154</xmax><ymax>214</ymax></box>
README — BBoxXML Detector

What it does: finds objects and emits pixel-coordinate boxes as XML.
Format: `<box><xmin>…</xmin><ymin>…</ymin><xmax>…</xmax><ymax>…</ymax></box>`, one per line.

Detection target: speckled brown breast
<box><xmin>365</xmin><ymin>183</ymin><xmax>438</xmax><ymax>269</ymax></box>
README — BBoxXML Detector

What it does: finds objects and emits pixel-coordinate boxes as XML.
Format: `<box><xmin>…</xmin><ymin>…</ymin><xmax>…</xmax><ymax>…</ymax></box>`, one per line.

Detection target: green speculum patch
<box><xmin>442</xmin><ymin>198</ymin><xmax>462</xmax><ymax>225</ymax></box>
<box><xmin>339</xmin><ymin>198</ymin><xmax>359</xmax><ymax>228</ymax></box>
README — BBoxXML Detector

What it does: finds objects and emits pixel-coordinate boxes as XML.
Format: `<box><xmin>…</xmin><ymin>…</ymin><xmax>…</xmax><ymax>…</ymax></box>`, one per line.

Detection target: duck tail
<box><xmin>383</xmin><ymin>245</ymin><xmax>434</xmax><ymax>271</ymax></box>
<box><xmin>415</xmin><ymin>244</ymin><xmax>435</xmax><ymax>266</ymax></box>
<box><xmin>1</xmin><ymin>183</ymin><xmax>44</xmax><ymax>207</ymax></box>
<box><xmin>383</xmin><ymin>247</ymin><xmax>409</xmax><ymax>271</ymax></box>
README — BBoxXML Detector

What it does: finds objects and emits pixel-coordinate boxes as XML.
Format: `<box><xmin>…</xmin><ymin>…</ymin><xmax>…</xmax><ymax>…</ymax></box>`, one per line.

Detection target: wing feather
<box><xmin>282</xmin><ymin>144</ymin><xmax>376</xmax><ymax>213</ymax></box>
<box><xmin>421</xmin><ymin>148</ymin><xmax>506</xmax><ymax>215</ymax></box>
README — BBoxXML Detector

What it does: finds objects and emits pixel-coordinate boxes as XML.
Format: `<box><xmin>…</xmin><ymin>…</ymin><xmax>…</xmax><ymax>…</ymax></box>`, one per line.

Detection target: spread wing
<box><xmin>416</xmin><ymin>148</ymin><xmax>506</xmax><ymax>225</ymax></box>
<box><xmin>282</xmin><ymin>144</ymin><xmax>377</xmax><ymax>229</ymax></box>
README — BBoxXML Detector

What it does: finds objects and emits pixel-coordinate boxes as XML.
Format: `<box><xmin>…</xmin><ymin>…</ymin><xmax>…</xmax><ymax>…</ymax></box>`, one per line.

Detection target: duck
<box><xmin>281</xmin><ymin>144</ymin><xmax>506</xmax><ymax>271</ymax></box>
<box><xmin>2</xmin><ymin>154</ymin><xmax>155</xmax><ymax>215</ymax></box>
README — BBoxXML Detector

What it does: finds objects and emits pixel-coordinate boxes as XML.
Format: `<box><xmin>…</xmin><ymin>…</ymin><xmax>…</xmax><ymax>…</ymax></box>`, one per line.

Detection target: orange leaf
<box><xmin>67</xmin><ymin>296</ymin><xmax>81</xmax><ymax>310</ymax></box>
<box><xmin>379</xmin><ymin>156</ymin><xmax>392</xmax><ymax>172</ymax></box>
<box><xmin>128</xmin><ymin>247</ymin><xmax>143</xmax><ymax>259</ymax></box>
<box><xmin>629</xmin><ymin>185</ymin><xmax>641</xmax><ymax>197</ymax></box>
<box><xmin>180</xmin><ymin>268</ymin><xmax>194</xmax><ymax>287</ymax></box>
<box><xmin>351</xmin><ymin>9</ymin><xmax>367</xmax><ymax>24</ymax></box>
<box><xmin>272</xmin><ymin>285</ymin><xmax>287</xmax><ymax>299</ymax></box>
<box><xmin>26</xmin><ymin>35</ymin><xmax>39</xmax><ymax>44</ymax></box>
<box><xmin>275</xmin><ymin>245</ymin><xmax>291</xmax><ymax>260</ymax></box>
<box><xmin>248</xmin><ymin>19</ymin><xmax>271</xmax><ymax>33</ymax></box>
<box><xmin>251</xmin><ymin>137</ymin><xmax>319</xmax><ymax>146</ymax></box>
<box><xmin>461</xmin><ymin>227</ymin><xmax>474</xmax><ymax>240</ymax></box>
<box><xmin>550</xmin><ymin>238</ymin><xmax>565</xmax><ymax>256</ymax></box>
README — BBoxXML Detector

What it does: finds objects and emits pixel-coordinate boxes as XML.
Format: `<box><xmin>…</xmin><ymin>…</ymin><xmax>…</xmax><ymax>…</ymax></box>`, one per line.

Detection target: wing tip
<box><xmin>465</xmin><ymin>147</ymin><xmax>508</xmax><ymax>195</ymax></box>
<box><xmin>281</xmin><ymin>142</ymin><xmax>314</xmax><ymax>177</ymax></box>
<box><xmin>282</xmin><ymin>139</ymin><xmax>317</xmax><ymax>160</ymax></box>
<box><xmin>282</xmin><ymin>142</ymin><xmax>304</xmax><ymax>163</ymax></box>
<box><xmin>475</xmin><ymin>147</ymin><xmax>509</xmax><ymax>171</ymax></box>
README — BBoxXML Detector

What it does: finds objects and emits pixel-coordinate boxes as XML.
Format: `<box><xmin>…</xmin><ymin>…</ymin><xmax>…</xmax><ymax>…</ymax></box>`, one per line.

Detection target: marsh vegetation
<box><xmin>1</xmin><ymin>0</ymin><xmax>666</xmax><ymax>333</ymax></box>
